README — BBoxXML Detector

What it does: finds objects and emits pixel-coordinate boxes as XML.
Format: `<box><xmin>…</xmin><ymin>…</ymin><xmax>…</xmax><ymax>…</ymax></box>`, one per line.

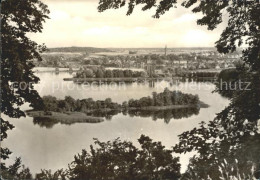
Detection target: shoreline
<box><xmin>64</xmin><ymin>77</ymin><xmax>183</xmax><ymax>82</ymax></box>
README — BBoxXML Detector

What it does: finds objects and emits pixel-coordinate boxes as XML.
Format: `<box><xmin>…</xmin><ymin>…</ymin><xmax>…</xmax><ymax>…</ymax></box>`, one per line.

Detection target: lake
<box><xmin>2</xmin><ymin>70</ymin><xmax>229</xmax><ymax>174</ymax></box>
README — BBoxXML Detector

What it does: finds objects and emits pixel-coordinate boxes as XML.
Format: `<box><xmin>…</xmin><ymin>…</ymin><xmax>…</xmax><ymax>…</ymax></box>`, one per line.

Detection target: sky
<box><xmin>29</xmin><ymin>0</ymin><xmax>228</xmax><ymax>48</ymax></box>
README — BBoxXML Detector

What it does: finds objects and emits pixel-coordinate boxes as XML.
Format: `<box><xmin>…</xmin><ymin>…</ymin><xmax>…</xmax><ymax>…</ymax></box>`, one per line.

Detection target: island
<box><xmin>63</xmin><ymin>67</ymin><xmax>148</xmax><ymax>82</ymax></box>
<box><xmin>26</xmin><ymin>88</ymin><xmax>209</xmax><ymax>126</ymax></box>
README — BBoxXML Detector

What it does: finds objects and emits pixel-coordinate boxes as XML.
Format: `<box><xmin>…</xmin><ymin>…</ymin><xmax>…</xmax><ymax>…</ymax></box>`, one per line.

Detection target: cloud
<box><xmin>29</xmin><ymin>0</ymin><xmax>226</xmax><ymax>48</ymax></box>
<box><xmin>183</xmin><ymin>30</ymin><xmax>210</xmax><ymax>46</ymax></box>
<box><xmin>173</xmin><ymin>13</ymin><xmax>198</xmax><ymax>24</ymax></box>
<box><xmin>83</xmin><ymin>26</ymin><xmax>113</xmax><ymax>35</ymax></box>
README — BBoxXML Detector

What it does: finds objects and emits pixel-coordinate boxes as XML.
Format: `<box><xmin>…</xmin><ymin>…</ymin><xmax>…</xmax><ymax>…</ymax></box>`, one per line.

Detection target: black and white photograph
<box><xmin>1</xmin><ymin>0</ymin><xmax>260</xmax><ymax>179</ymax></box>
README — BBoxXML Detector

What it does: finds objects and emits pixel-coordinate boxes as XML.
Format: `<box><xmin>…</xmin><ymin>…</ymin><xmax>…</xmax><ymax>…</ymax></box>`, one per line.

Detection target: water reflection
<box><xmin>33</xmin><ymin>117</ymin><xmax>58</xmax><ymax>129</ymax></box>
<box><xmin>32</xmin><ymin>107</ymin><xmax>200</xmax><ymax>128</ymax></box>
<box><xmin>127</xmin><ymin>108</ymin><xmax>199</xmax><ymax>124</ymax></box>
<box><xmin>73</xmin><ymin>78</ymin><xmax>215</xmax><ymax>87</ymax></box>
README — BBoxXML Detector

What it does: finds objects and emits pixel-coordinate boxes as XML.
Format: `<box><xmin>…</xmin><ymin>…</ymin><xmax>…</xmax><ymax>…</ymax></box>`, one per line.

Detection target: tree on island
<box><xmin>105</xmin><ymin>69</ymin><xmax>114</xmax><ymax>78</ymax></box>
<box><xmin>76</xmin><ymin>68</ymin><xmax>147</xmax><ymax>78</ymax></box>
<box><xmin>40</xmin><ymin>88</ymin><xmax>200</xmax><ymax>113</ymax></box>
<box><xmin>97</xmin><ymin>0</ymin><xmax>260</xmax><ymax>179</ymax></box>
<box><xmin>96</xmin><ymin>68</ymin><xmax>105</xmax><ymax>78</ymax></box>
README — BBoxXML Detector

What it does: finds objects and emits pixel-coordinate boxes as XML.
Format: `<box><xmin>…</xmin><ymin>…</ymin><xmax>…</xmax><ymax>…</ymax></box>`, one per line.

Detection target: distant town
<box><xmin>34</xmin><ymin>46</ymin><xmax>242</xmax><ymax>77</ymax></box>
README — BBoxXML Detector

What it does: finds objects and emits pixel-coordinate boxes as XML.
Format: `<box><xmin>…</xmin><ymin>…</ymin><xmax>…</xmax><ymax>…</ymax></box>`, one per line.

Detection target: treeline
<box><xmin>2</xmin><ymin>134</ymin><xmax>258</xmax><ymax>180</ymax></box>
<box><xmin>127</xmin><ymin>88</ymin><xmax>199</xmax><ymax>108</ymax></box>
<box><xmin>75</xmin><ymin>67</ymin><xmax>146</xmax><ymax>78</ymax></box>
<box><xmin>184</xmin><ymin>71</ymin><xmax>219</xmax><ymax>78</ymax></box>
<box><xmin>42</xmin><ymin>96</ymin><xmax>121</xmax><ymax>112</ymax></box>
<box><xmin>48</xmin><ymin>47</ymin><xmax>111</xmax><ymax>53</ymax></box>
<box><xmin>36</xmin><ymin>54</ymin><xmax>86</xmax><ymax>68</ymax></box>
<box><xmin>1</xmin><ymin>135</ymin><xmax>181</xmax><ymax>180</ymax></box>
<box><xmin>41</xmin><ymin>88</ymin><xmax>200</xmax><ymax>112</ymax></box>
<box><xmin>37</xmin><ymin>54</ymin><xmax>68</xmax><ymax>68</ymax></box>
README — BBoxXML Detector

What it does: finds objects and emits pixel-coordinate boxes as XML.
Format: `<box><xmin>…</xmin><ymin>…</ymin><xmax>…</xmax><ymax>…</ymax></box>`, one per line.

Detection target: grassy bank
<box><xmin>26</xmin><ymin>111</ymin><xmax>104</xmax><ymax>123</ymax></box>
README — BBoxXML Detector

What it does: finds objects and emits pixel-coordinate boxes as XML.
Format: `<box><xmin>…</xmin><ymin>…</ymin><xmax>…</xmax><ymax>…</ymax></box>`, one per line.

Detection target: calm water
<box><xmin>2</xmin><ymin>70</ymin><xmax>229</xmax><ymax>174</ymax></box>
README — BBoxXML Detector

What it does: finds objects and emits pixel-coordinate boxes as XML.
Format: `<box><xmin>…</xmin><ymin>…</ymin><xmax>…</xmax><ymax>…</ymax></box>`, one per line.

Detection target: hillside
<box><xmin>47</xmin><ymin>47</ymin><xmax>112</xmax><ymax>53</ymax></box>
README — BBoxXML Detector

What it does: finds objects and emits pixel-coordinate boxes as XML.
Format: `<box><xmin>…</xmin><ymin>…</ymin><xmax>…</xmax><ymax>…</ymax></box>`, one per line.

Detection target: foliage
<box><xmin>0</xmin><ymin>158</ymin><xmax>33</xmax><ymax>180</ymax></box>
<box><xmin>186</xmin><ymin>71</ymin><xmax>218</xmax><ymax>78</ymax></box>
<box><xmin>41</xmin><ymin>96</ymin><xmax>122</xmax><ymax>112</ymax></box>
<box><xmin>176</xmin><ymin>132</ymin><xmax>260</xmax><ymax>180</ymax></box>
<box><xmin>0</xmin><ymin>0</ymin><xmax>49</xmax><ymax>175</ymax></box>
<box><xmin>1</xmin><ymin>0</ymin><xmax>49</xmax><ymax>119</ymax></box>
<box><xmin>2</xmin><ymin>135</ymin><xmax>179</xmax><ymax>180</ymax></box>
<box><xmin>35</xmin><ymin>169</ymin><xmax>68</xmax><ymax>180</ymax></box>
<box><xmin>68</xmin><ymin>135</ymin><xmax>181</xmax><ymax>180</ymax></box>
<box><xmin>41</xmin><ymin>88</ymin><xmax>200</xmax><ymax>113</ymax></box>
<box><xmin>38</xmin><ymin>54</ymin><xmax>68</xmax><ymax>67</ymax></box>
<box><xmin>128</xmin><ymin>88</ymin><xmax>199</xmax><ymax>107</ymax></box>
<box><xmin>76</xmin><ymin>67</ymin><xmax>147</xmax><ymax>78</ymax></box>
<box><xmin>215</xmin><ymin>68</ymin><xmax>241</xmax><ymax>99</ymax></box>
